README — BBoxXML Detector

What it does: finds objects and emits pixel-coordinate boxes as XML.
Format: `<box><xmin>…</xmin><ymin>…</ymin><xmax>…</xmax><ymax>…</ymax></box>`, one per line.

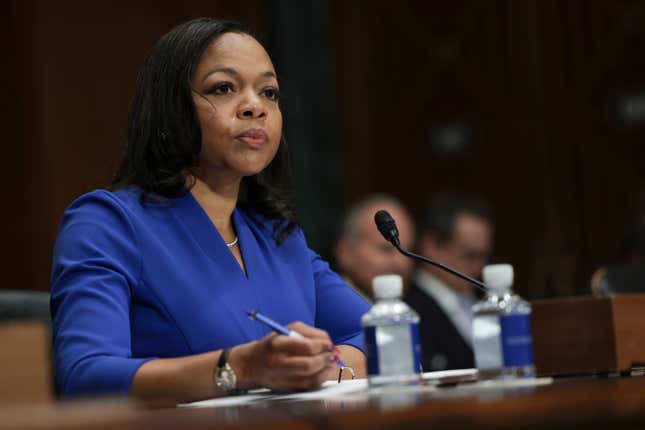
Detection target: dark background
<box><xmin>4</xmin><ymin>0</ymin><xmax>645</xmax><ymax>299</ymax></box>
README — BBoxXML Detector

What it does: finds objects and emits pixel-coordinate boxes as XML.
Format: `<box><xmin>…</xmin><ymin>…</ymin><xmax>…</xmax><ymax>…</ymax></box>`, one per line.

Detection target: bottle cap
<box><xmin>483</xmin><ymin>264</ymin><xmax>514</xmax><ymax>294</ymax></box>
<box><xmin>372</xmin><ymin>274</ymin><xmax>403</xmax><ymax>299</ymax></box>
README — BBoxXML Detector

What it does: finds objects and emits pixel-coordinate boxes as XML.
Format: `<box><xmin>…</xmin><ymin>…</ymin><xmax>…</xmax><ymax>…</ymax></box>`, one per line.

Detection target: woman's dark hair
<box><xmin>112</xmin><ymin>18</ymin><xmax>297</xmax><ymax>244</ymax></box>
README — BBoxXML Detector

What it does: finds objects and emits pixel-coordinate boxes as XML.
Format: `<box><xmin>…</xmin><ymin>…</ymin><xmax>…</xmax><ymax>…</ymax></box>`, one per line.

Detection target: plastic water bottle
<box><xmin>472</xmin><ymin>264</ymin><xmax>535</xmax><ymax>379</ymax></box>
<box><xmin>472</xmin><ymin>267</ymin><xmax>505</xmax><ymax>379</ymax></box>
<box><xmin>500</xmin><ymin>286</ymin><xmax>536</xmax><ymax>378</ymax></box>
<box><xmin>362</xmin><ymin>274</ymin><xmax>422</xmax><ymax>386</ymax></box>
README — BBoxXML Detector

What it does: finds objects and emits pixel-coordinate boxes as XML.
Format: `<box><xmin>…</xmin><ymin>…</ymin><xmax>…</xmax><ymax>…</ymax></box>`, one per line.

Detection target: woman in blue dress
<box><xmin>50</xmin><ymin>18</ymin><xmax>369</xmax><ymax>405</ymax></box>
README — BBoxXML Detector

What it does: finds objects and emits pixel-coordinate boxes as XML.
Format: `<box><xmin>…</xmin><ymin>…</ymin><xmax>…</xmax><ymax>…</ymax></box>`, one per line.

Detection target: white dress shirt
<box><xmin>414</xmin><ymin>270</ymin><xmax>475</xmax><ymax>346</ymax></box>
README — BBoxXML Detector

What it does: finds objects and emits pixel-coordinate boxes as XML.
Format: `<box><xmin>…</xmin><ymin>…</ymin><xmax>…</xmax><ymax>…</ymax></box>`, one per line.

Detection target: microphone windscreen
<box><xmin>374</xmin><ymin>210</ymin><xmax>399</xmax><ymax>243</ymax></box>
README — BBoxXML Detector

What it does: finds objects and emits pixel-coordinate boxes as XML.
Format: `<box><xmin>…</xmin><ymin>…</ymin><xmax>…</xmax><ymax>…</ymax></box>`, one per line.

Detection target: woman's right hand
<box><xmin>229</xmin><ymin>322</ymin><xmax>337</xmax><ymax>391</ymax></box>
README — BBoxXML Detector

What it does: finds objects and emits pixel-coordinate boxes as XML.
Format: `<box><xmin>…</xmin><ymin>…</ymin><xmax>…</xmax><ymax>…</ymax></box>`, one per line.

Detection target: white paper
<box><xmin>178</xmin><ymin>379</ymin><xmax>367</xmax><ymax>408</ymax></box>
<box><xmin>268</xmin><ymin>378</ymin><xmax>368</xmax><ymax>401</ymax></box>
<box><xmin>177</xmin><ymin>391</ymin><xmax>271</xmax><ymax>408</ymax></box>
<box><xmin>422</xmin><ymin>368</ymin><xmax>478</xmax><ymax>382</ymax></box>
<box><xmin>179</xmin><ymin>368</ymin><xmax>493</xmax><ymax>409</ymax></box>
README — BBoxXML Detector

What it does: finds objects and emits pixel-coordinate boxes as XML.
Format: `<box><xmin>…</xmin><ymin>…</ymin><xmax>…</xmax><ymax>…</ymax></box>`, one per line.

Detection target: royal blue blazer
<box><xmin>50</xmin><ymin>188</ymin><xmax>369</xmax><ymax>396</ymax></box>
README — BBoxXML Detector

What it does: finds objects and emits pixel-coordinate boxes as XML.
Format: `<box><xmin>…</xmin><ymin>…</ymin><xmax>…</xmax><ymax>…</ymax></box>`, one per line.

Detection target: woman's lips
<box><xmin>235</xmin><ymin>128</ymin><xmax>269</xmax><ymax>149</ymax></box>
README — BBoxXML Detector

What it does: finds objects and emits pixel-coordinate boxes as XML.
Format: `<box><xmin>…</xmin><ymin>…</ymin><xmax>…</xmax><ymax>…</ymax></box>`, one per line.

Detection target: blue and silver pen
<box><xmin>246</xmin><ymin>310</ymin><xmax>305</xmax><ymax>339</ymax></box>
<box><xmin>246</xmin><ymin>310</ymin><xmax>352</xmax><ymax>375</ymax></box>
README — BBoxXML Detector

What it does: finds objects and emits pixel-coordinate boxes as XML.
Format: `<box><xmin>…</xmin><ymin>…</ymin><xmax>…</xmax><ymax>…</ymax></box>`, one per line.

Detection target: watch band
<box><xmin>214</xmin><ymin>347</ymin><xmax>239</xmax><ymax>392</ymax></box>
<box><xmin>218</xmin><ymin>347</ymin><xmax>231</xmax><ymax>369</ymax></box>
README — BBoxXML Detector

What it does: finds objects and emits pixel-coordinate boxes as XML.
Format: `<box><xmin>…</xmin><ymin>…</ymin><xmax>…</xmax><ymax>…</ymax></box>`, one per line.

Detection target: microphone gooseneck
<box><xmin>374</xmin><ymin>210</ymin><xmax>488</xmax><ymax>293</ymax></box>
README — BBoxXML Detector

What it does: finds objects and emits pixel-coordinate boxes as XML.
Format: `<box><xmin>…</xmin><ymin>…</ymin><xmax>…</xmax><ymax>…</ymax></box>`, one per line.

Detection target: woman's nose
<box><xmin>237</xmin><ymin>93</ymin><xmax>266</xmax><ymax>119</ymax></box>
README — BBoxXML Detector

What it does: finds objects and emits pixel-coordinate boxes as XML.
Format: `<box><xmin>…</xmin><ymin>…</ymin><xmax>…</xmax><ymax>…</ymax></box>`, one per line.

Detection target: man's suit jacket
<box><xmin>405</xmin><ymin>282</ymin><xmax>475</xmax><ymax>371</ymax></box>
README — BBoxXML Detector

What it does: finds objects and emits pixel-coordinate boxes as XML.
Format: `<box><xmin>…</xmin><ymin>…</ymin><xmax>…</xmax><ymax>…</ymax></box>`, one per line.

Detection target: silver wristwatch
<box><xmin>214</xmin><ymin>348</ymin><xmax>237</xmax><ymax>391</ymax></box>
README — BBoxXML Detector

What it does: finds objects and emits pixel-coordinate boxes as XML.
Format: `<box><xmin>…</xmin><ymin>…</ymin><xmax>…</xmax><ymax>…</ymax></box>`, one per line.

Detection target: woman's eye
<box><xmin>263</xmin><ymin>87</ymin><xmax>280</xmax><ymax>101</ymax></box>
<box><xmin>210</xmin><ymin>83</ymin><xmax>234</xmax><ymax>95</ymax></box>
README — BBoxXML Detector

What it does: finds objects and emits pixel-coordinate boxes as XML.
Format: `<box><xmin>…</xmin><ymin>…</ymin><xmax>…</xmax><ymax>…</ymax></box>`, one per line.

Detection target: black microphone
<box><xmin>374</xmin><ymin>210</ymin><xmax>488</xmax><ymax>293</ymax></box>
<box><xmin>374</xmin><ymin>210</ymin><xmax>400</xmax><ymax>247</ymax></box>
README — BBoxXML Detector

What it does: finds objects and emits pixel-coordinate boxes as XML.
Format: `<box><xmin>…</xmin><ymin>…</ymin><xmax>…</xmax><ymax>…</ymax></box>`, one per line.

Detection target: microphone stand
<box><xmin>392</xmin><ymin>243</ymin><xmax>488</xmax><ymax>294</ymax></box>
<box><xmin>374</xmin><ymin>209</ymin><xmax>488</xmax><ymax>293</ymax></box>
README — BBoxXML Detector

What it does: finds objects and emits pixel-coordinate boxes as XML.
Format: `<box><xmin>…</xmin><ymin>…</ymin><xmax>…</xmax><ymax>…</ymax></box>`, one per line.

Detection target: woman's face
<box><xmin>191</xmin><ymin>32</ymin><xmax>282</xmax><ymax>180</ymax></box>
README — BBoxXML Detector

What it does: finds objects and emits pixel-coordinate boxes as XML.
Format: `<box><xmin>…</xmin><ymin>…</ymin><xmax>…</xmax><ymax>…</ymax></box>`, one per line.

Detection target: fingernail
<box><xmin>333</xmin><ymin>346</ymin><xmax>341</xmax><ymax>354</ymax></box>
<box><xmin>326</xmin><ymin>344</ymin><xmax>334</xmax><ymax>352</ymax></box>
<box><xmin>329</xmin><ymin>354</ymin><xmax>336</xmax><ymax>362</ymax></box>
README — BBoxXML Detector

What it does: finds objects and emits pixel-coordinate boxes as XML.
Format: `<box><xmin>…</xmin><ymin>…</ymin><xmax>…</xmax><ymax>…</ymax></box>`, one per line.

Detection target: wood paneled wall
<box><xmin>4</xmin><ymin>0</ymin><xmax>266</xmax><ymax>292</ymax></box>
<box><xmin>331</xmin><ymin>0</ymin><xmax>645</xmax><ymax>298</ymax></box>
<box><xmin>5</xmin><ymin>0</ymin><xmax>645</xmax><ymax>299</ymax></box>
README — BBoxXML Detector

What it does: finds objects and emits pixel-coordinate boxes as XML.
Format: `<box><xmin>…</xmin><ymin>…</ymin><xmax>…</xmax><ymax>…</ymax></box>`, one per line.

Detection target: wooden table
<box><xmin>4</xmin><ymin>374</ymin><xmax>645</xmax><ymax>430</ymax></box>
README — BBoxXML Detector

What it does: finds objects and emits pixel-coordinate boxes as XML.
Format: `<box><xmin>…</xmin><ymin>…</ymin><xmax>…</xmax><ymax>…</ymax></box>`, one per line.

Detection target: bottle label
<box><xmin>500</xmin><ymin>313</ymin><xmax>534</xmax><ymax>367</ymax></box>
<box><xmin>365</xmin><ymin>323</ymin><xmax>421</xmax><ymax>376</ymax></box>
<box><xmin>411</xmin><ymin>323</ymin><xmax>422</xmax><ymax>373</ymax></box>
<box><xmin>472</xmin><ymin>315</ymin><xmax>503</xmax><ymax>370</ymax></box>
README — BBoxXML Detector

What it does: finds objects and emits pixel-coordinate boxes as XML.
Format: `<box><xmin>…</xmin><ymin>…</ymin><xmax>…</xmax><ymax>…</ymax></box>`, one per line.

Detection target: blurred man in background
<box><xmin>334</xmin><ymin>194</ymin><xmax>416</xmax><ymax>303</ymax></box>
<box><xmin>406</xmin><ymin>192</ymin><xmax>493</xmax><ymax>371</ymax></box>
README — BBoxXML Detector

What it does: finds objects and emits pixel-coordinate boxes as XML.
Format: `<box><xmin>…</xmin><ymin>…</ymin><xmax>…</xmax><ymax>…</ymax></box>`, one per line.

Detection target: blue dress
<box><xmin>50</xmin><ymin>188</ymin><xmax>370</xmax><ymax>396</ymax></box>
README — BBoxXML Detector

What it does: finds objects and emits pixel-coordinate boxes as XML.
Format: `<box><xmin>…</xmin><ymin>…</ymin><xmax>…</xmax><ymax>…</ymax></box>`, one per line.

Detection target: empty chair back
<box><xmin>0</xmin><ymin>290</ymin><xmax>50</xmax><ymax>324</ymax></box>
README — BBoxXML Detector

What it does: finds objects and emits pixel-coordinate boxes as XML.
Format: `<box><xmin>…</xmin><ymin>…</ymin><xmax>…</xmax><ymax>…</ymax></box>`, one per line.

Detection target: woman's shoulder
<box><xmin>66</xmin><ymin>187</ymin><xmax>136</xmax><ymax>211</ymax></box>
<box><xmin>60</xmin><ymin>187</ymin><xmax>147</xmax><ymax>228</ymax></box>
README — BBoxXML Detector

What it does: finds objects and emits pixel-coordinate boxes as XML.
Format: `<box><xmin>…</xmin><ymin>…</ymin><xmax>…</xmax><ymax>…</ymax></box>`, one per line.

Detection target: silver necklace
<box><xmin>225</xmin><ymin>236</ymin><xmax>239</xmax><ymax>248</ymax></box>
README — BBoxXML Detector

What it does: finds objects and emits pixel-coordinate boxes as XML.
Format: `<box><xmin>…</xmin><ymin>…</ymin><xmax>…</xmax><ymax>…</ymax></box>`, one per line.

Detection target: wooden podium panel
<box><xmin>0</xmin><ymin>322</ymin><xmax>53</xmax><ymax>404</ymax></box>
<box><xmin>531</xmin><ymin>294</ymin><xmax>645</xmax><ymax>376</ymax></box>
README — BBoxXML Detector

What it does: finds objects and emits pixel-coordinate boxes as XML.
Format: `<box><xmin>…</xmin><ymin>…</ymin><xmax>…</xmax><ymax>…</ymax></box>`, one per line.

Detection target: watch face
<box><xmin>216</xmin><ymin>365</ymin><xmax>237</xmax><ymax>390</ymax></box>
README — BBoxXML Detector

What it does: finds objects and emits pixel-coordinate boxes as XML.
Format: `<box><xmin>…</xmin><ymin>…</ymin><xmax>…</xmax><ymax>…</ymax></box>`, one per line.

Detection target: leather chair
<box><xmin>0</xmin><ymin>290</ymin><xmax>50</xmax><ymax>324</ymax></box>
